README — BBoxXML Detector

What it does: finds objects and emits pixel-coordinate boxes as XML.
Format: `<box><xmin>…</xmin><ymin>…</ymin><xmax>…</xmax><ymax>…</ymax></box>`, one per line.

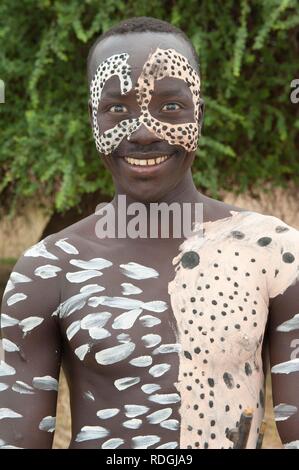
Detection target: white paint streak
<box><xmin>114</xmin><ymin>376</ymin><xmax>140</xmax><ymax>391</ymax></box>
<box><xmin>156</xmin><ymin>441</ymin><xmax>178</xmax><ymax>449</ymax></box>
<box><xmin>152</xmin><ymin>344</ymin><xmax>182</xmax><ymax>355</ymax></box>
<box><xmin>139</xmin><ymin>315</ymin><xmax>161</xmax><ymax>327</ymax></box>
<box><xmin>271</xmin><ymin>358</ymin><xmax>299</xmax><ymax>374</ymax></box>
<box><xmin>75</xmin><ymin>425</ymin><xmax>109</xmax><ymax>442</ymax></box>
<box><xmin>97</xmin><ymin>408</ymin><xmax>120</xmax><ymax>419</ymax></box>
<box><xmin>0</xmin><ymin>408</ymin><xmax>22</xmax><ymax>420</ymax></box>
<box><xmin>124</xmin><ymin>405</ymin><xmax>149</xmax><ymax>418</ymax></box>
<box><xmin>131</xmin><ymin>435</ymin><xmax>161</xmax><ymax>449</ymax></box>
<box><xmin>12</xmin><ymin>381</ymin><xmax>35</xmax><ymax>395</ymax></box>
<box><xmin>84</xmin><ymin>391</ymin><xmax>95</xmax><ymax>401</ymax></box>
<box><xmin>146</xmin><ymin>408</ymin><xmax>172</xmax><ymax>424</ymax></box>
<box><xmin>284</xmin><ymin>440</ymin><xmax>299</xmax><ymax>449</ymax></box>
<box><xmin>32</xmin><ymin>375</ymin><xmax>58</xmax><ymax>391</ymax></box>
<box><xmin>70</xmin><ymin>258</ymin><xmax>112</xmax><ymax>270</ymax></box>
<box><xmin>129</xmin><ymin>356</ymin><xmax>152</xmax><ymax>367</ymax></box>
<box><xmin>66</xmin><ymin>270</ymin><xmax>103</xmax><ymax>283</ymax></box>
<box><xmin>121</xmin><ymin>283</ymin><xmax>143</xmax><ymax>295</ymax></box>
<box><xmin>142</xmin><ymin>334</ymin><xmax>162</xmax><ymax>348</ymax></box>
<box><xmin>81</xmin><ymin>312</ymin><xmax>111</xmax><ymax>329</ymax></box>
<box><xmin>66</xmin><ymin>320</ymin><xmax>81</xmax><ymax>341</ymax></box>
<box><xmin>149</xmin><ymin>363</ymin><xmax>171</xmax><ymax>377</ymax></box>
<box><xmin>120</xmin><ymin>262</ymin><xmax>159</xmax><ymax>280</ymax></box>
<box><xmin>0</xmin><ymin>360</ymin><xmax>16</xmax><ymax>377</ymax></box>
<box><xmin>112</xmin><ymin>308</ymin><xmax>143</xmax><ymax>330</ymax></box>
<box><xmin>19</xmin><ymin>316</ymin><xmax>44</xmax><ymax>334</ymax></box>
<box><xmin>117</xmin><ymin>333</ymin><xmax>131</xmax><ymax>343</ymax></box>
<box><xmin>101</xmin><ymin>438</ymin><xmax>124</xmax><ymax>449</ymax></box>
<box><xmin>75</xmin><ymin>344</ymin><xmax>90</xmax><ymax>360</ymax></box>
<box><xmin>277</xmin><ymin>313</ymin><xmax>299</xmax><ymax>332</ymax></box>
<box><xmin>160</xmin><ymin>419</ymin><xmax>179</xmax><ymax>430</ymax></box>
<box><xmin>2</xmin><ymin>338</ymin><xmax>19</xmax><ymax>352</ymax></box>
<box><xmin>0</xmin><ymin>314</ymin><xmax>19</xmax><ymax>328</ymax></box>
<box><xmin>34</xmin><ymin>264</ymin><xmax>62</xmax><ymax>279</ymax></box>
<box><xmin>24</xmin><ymin>241</ymin><xmax>58</xmax><ymax>260</ymax></box>
<box><xmin>274</xmin><ymin>403</ymin><xmax>298</xmax><ymax>421</ymax></box>
<box><xmin>0</xmin><ymin>383</ymin><xmax>9</xmax><ymax>392</ymax></box>
<box><xmin>141</xmin><ymin>384</ymin><xmax>161</xmax><ymax>394</ymax></box>
<box><xmin>7</xmin><ymin>293</ymin><xmax>27</xmax><ymax>306</ymax></box>
<box><xmin>148</xmin><ymin>393</ymin><xmax>181</xmax><ymax>404</ymax></box>
<box><xmin>55</xmin><ymin>238</ymin><xmax>79</xmax><ymax>255</ymax></box>
<box><xmin>122</xmin><ymin>418</ymin><xmax>142</xmax><ymax>429</ymax></box>
<box><xmin>39</xmin><ymin>416</ymin><xmax>56</xmax><ymax>432</ymax></box>
<box><xmin>89</xmin><ymin>327</ymin><xmax>111</xmax><ymax>340</ymax></box>
<box><xmin>95</xmin><ymin>342</ymin><xmax>135</xmax><ymax>365</ymax></box>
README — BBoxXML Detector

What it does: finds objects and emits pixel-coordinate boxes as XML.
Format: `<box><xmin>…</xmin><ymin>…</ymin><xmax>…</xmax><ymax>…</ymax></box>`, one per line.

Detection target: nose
<box><xmin>128</xmin><ymin>122</ymin><xmax>163</xmax><ymax>145</ymax></box>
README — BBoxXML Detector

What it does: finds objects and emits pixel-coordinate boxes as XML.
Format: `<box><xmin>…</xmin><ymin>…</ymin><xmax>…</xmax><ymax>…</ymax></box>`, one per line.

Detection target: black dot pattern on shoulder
<box><xmin>168</xmin><ymin>210</ymin><xmax>299</xmax><ymax>448</ymax></box>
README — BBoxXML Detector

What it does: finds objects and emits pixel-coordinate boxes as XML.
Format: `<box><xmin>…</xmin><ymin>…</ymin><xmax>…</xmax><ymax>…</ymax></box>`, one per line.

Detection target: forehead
<box><xmin>89</xmin><ymin>31</ymin><xmax>197</xmax><ymax>83</ymax></box>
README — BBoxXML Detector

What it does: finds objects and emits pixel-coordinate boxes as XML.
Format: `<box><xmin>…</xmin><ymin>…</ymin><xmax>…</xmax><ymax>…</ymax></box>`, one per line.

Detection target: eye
<box><xmin>161</xmin><ymin>102</ymin><xmax>182</xmax><ymax>112</ymax></box>
<box><xmin>108</xmin><ymin>104</ymin><xmax>128</xmax><ymax>113</ymax></box>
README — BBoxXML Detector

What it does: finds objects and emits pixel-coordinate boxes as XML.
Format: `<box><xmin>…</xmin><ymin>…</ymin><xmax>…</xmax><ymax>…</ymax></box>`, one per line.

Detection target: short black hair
<box><xmin>87</xmin><ymin>16</ymin><xmax>200</xmax><ymax>83</ymax></box>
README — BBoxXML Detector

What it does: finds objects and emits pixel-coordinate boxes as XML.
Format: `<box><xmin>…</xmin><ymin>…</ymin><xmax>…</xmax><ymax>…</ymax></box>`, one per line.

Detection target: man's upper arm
<box><xmin>269</xmin><ymin>280</ymin><xmax>299</xmax><ymax>448</ymax></box>
<box><xmin>0</xmin><ymin>238</ymin><xmax>63</xmax><ymax>449</ymax></box>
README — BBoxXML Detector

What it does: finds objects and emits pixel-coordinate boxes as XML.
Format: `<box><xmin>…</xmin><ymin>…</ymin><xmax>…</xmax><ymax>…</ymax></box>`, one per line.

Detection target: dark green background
<box><xmin>1</xmin><ymin>0</ymin><xmax>298</xmax><ymax>214</ymax></box>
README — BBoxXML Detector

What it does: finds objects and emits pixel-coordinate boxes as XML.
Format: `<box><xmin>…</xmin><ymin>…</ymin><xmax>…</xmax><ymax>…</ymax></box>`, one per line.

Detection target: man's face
<box><xmin>88</xmin><ymin>32</ymin><xmax>203</xmax><ymax>202</ymax></box>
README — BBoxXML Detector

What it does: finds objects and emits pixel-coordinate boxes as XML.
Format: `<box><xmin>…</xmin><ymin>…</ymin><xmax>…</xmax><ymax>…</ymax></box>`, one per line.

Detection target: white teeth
<box><xmin>124</xmin><ymin>156</ymin><xmax>169</xmax><ymax>166</ymax></box>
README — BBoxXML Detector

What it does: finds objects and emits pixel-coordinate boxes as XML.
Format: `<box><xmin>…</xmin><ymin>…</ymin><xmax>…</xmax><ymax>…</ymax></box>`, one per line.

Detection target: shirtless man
<box><xmin>1</xmin><ymin>17</ymin><xmax>299</xmax><ymax>450</ymax></box>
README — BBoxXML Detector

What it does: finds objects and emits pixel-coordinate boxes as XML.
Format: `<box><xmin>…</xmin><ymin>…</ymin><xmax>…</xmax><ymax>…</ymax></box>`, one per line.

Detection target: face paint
<box><xmin>90</xmin><ymin>48</ymin><xmax>201</xmax><ymax>155</ymax></box>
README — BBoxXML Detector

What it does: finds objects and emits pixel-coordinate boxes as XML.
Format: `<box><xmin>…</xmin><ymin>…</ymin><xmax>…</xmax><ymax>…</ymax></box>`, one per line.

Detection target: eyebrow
<box><xmin>101</xmin><ymin>87</ymin><xmax>190</xmax><ymax>100</ymax></box>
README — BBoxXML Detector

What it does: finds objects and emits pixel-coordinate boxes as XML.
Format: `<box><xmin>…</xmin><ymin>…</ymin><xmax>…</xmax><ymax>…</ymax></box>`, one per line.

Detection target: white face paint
<box><xmin>90</xmin><ymin>48</ymin><xmax>201</xmax><ymax>155</ymax></box>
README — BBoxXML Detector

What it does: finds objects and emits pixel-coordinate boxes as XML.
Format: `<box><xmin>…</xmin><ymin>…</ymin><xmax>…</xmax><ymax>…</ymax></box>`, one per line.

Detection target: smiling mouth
<box><xmin>123</xmin><ymin>155</ymin><xmax>171</xmax><ymax>166</ymax></box>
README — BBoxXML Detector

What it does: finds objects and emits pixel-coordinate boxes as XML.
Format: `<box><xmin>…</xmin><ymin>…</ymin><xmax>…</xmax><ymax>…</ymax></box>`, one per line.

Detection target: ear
<box><xmin>197</xmin><ymin>97</ymin><xmax>205</xmax><ymax>135</ymax></box>
<box><xmin>88</xmin><ymin>98</ymin><xmax>93</xmax><ymax>131</ymax></box>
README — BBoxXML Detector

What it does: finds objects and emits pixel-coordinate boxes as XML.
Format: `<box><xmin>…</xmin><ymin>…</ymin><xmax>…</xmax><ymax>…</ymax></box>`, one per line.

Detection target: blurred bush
<box><xmin>0</xmin><ymin>0</ymin><xmax>299</xmax><ymax>214</ymax></box>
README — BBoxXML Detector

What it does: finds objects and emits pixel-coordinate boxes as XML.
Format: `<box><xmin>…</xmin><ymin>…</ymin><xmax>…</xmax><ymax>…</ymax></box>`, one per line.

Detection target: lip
<box><xmin>120</xmin><ymin>154</ymin><xmax>174</xmax><ymax>174</ymax></box>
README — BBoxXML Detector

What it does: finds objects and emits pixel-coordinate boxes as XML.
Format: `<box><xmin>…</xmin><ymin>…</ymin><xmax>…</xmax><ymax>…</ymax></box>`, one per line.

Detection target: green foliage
<box><xmin>0</xmin><ymin>0</ymin><xmax>298</xmax><ymax>213</ymax></box>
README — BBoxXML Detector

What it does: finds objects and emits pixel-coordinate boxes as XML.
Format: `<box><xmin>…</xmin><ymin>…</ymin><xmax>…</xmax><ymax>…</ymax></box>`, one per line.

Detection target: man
<box><xmin>0</xmin><ymin>16</ymin><xmax>299</xmax><ymax>449</ymax></box>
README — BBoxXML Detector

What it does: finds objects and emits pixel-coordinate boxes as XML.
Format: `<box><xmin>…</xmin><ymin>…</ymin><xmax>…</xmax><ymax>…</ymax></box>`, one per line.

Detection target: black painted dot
<box><xmin>257</xmin><ymin>236</ymin><xmax>272</xmax><ymax>247</ymax></box>
<box><xmin>211</xmin><ymin>433</ymin><xmax>216</xmax><ymax>439</ymax></box>
<box><xmin>223</xmin><ymin>372</ymin><xmax>234</xmax><ymax>389</ymax></box>
<box><xmin>187</xmin><ymin>425</ymin><xmax>193</xmax><ymax>431</ymax></box>
<box><xmin>231</xmin><ymin>230</ymin><xmax>245</xmax><ymax>239</ymax></box>
<box><xmin>211</xmin><ymin>420</ymin><xmax>215</xmax><ymax>426</ymax></box>
<box><xmin>194</xmin><ymin>404</ymin><xmax>199</xmax><ymax>410</ymax></box>
<box><xmin>184</xmin><ymin>351</ymin><xmax>192</xmax><ymax>360</ymax></box>
<box><xmin>194</xmin><ymin>347</ymin><xmax>201</xmax><ymax>354</ymax></box>
<box><xmin>282</xmin><ymin>252</ymin><xmax>295</xmax><ymax>263</ymax></box>
<box><xmin>259</xmin><ymin>389</ymin><xmax>265</xmax><ymax>408</ymax></box>
<box><xmin>245</xmin><ymin>362</ymin><xmax>252</xmax><ymax>376</ymax></box>
<box><xmin>209</xmin><ymin>401</ymin><xmax>213</xmax><ymax>408</ymax></box>
<box><xmin>181</xmin><ymin>251</ymin><xmax>200</xmax><ymax>269</ymax></box>
<box><xmin>204</xmin><ymin>442</ymin><xmax>209</xmax><ymax>449</ymax></box>
<box><xmin>225</xmin><ymin>405</ymin><xmax>230</xmax><ymax>412</ymax></box>
<box><xmin>208</xmin><ymin>378</ymin><xmax>214</xmax><ymax>387</ymax></box>
<box><xmin>275</xmin><ymin>225</ymin><xmax>289</xmax><ymax>233</ymax></box>
<box><xmin>190</xmin><ymin>297</ymin><xmax>196</xmax><ymax>303</ymax></box>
